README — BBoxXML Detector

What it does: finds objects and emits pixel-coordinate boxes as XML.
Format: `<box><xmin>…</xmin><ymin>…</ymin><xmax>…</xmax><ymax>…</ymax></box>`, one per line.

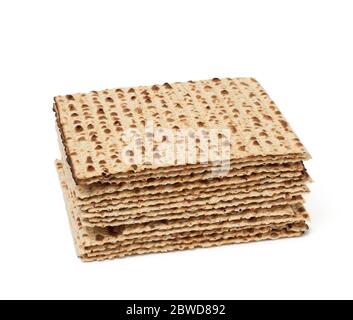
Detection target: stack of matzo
<box><xmin>53</xmin><ymin>77</ymin><xmax>311</xmax><ymax>262</ymax></box>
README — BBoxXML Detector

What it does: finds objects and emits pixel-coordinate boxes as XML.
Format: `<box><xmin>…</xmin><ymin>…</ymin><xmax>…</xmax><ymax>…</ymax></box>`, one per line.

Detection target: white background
<box><xmin>0</xmin><ymin>0</ymin><xmax>352</xmax><ymax>300</ymax></box>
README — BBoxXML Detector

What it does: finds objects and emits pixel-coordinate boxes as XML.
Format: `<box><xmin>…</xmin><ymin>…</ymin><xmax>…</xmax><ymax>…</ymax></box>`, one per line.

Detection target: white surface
<box><xmin>0</xmin><ymin>0</ymin><xmax>352</xmax><ymax>300</ymax></box>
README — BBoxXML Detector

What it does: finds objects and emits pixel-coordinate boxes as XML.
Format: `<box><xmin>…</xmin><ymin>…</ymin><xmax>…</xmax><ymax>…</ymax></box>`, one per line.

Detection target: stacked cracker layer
<box><xmin>54</xmin><ymin>77</ymin><xmax>311</xmax><ymax>262</ymax></box>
